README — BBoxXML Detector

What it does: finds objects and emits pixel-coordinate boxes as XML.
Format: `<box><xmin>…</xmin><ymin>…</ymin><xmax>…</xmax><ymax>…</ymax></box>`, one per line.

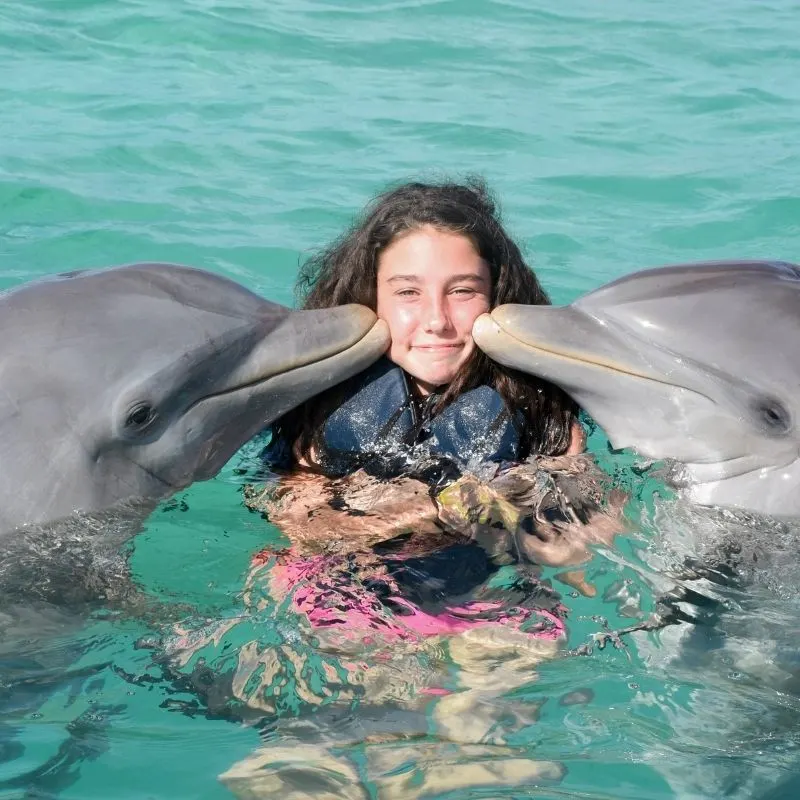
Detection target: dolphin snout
<box><xmin>472</xmin><ymin>312</ymin><xmax>502</xmax><ymax>341</ymax></box>
<box><xmin>271</xmin><ymin>304</ymin><xmax>386</xmax><ymax>368</ymax></box>
<box><xmin>487</xmin><ymin>304</ymin><xmax>529</xmax><ymax>329</ymax></box>
<box><xmin>472</xmin><ymin>306</ymin><xmax>547</xmax><ymax>371</ymax></box>
<box><xmin>219</xmin><ymin>304</ymin><xmax>389</xmax><ymax>394</ymax></box>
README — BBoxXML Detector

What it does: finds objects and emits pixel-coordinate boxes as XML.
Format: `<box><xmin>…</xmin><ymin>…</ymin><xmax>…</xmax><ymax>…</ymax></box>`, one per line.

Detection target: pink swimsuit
<box><xmin>254</xmin><ymin>548</ymin><xmax>567</xmax><ymax>646</ymax></box>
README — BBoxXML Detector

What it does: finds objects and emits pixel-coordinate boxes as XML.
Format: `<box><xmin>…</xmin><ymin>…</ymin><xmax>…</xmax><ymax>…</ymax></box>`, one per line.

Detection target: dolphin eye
<box><xmin>753</xmin><ymin>398</ymin><xmax>792</xmax><ymax>434</ymax></box>
<box><xmin>126</xmin><ymin>402</ymin><xmax>156</xmax><ymax>429</ymax></box>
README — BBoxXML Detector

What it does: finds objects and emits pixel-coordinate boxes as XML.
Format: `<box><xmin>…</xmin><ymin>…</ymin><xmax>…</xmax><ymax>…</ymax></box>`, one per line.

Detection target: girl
<box><xmin>264</xmin><ymin>177</ymin><xmax>584</xmax><ymax>479</ymax></box>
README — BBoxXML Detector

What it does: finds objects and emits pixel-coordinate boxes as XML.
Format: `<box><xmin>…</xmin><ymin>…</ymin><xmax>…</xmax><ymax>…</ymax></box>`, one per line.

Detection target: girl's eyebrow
<box><xmin>386</xmin><ymin>273</ymin><xmax>487</xmax><ymax>284</ymax></box>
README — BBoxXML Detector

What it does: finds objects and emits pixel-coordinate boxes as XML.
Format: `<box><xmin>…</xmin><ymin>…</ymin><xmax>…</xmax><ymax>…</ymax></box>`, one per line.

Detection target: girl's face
<box><xmin>376</xmin><ymin>225</ymin><xmax>492</xmax><ymax>396</ymax></box>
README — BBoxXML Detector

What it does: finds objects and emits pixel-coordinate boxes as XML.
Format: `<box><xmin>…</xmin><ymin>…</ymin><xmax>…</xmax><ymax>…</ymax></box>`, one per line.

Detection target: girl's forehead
<box><xmin>377</xmin><ymin>227</ymin><xmax>487</xmax><ymax>280</ymax></box>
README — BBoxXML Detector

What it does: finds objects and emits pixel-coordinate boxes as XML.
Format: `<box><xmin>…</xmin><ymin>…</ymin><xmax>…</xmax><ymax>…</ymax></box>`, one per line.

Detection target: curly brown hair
<box><xmin>274</xmin><ymin>176</ymin><xmax>580</xmax><ymax>465</ymax></box>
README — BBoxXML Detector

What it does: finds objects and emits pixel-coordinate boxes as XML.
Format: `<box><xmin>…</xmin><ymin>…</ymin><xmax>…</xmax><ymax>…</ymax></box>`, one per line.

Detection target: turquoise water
<box><xmin>1</xmin><ymin>0</ymin><xmax>799</xmax><ymax>797</ymax></box>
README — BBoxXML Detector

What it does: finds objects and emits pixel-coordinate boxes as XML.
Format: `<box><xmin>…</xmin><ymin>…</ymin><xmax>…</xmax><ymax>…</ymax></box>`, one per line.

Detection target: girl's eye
<box><xmin>451</xmin><ymin>287</ymin><xmax>476</xmax><ymax>296</ymax></box>
<box><xmin>396</xmin><ymin>289</ymin><xmax>419</xmax><ymax>297</ymax></box>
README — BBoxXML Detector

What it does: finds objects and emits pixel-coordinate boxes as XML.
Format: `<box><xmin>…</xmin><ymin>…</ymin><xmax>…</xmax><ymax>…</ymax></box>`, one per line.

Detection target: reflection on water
<box><xmin>3</xmin><ymin>453</ymin><xmax>800</xmax><ymax>798</ymax></box>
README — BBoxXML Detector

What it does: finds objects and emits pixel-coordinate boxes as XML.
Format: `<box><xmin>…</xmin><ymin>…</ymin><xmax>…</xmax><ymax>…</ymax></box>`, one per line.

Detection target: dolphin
<box><xmin>473</xmin><ymin>259</ymin><xmax>800</xmax><ymax>517</ymax></box>
<box><xmin>0</xmin><ymin>262</ymin><xmax>388</xmax><ymax>599</ymax></box>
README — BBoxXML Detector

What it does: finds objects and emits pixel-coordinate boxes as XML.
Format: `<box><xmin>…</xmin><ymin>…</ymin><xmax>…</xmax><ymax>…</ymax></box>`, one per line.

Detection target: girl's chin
<box><xmin>407</xmin><ymin>371</ymin><xmax>460</xmax><ymax>394</ymax></box>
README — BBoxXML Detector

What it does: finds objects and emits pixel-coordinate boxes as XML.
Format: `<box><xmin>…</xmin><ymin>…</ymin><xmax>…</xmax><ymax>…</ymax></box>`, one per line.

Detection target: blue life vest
<box><xmin>262</xmin><ymin>358</ymin><xmax>523</xmax><ymax>478</ymax></box>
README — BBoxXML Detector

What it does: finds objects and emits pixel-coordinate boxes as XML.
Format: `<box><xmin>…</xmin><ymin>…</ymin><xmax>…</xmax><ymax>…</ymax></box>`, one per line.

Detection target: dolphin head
<box><xmin>473</xmin><ymin>260</ymin><xmax>800</xmax><ymax>516</ymax></box>
<box><xmin>0</xmin><ymin>263</ymin><xmax>389</xmax><ymax>529</ymax></box>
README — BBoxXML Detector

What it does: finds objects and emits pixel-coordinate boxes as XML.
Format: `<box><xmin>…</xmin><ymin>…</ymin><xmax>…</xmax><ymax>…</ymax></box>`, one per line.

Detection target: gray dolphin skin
<box><xmin>473</xmin><ymin>260</ymin><xmax>800</xmax><ymax>517</ymax></box>
<box><xmin>0</xmin><ymin>262</ymin><xmax>388</xmax><ymax>536</ymax></box>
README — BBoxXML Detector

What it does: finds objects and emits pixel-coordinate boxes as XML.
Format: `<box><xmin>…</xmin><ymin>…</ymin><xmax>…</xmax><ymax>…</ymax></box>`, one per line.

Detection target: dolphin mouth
<box><xmin>473</xmin><ymin>312</ymin><xmax>697</xmax><ymax>393</ymax></box>
<box><xmin>473</xmin><ymin>309</ymin><xmax>750</xmax><ymax>467</ymax></box>
<box><xmin>153</xmin><ymin>312</ymin><xmax>389</xmax><ymax>488</ymax></box>
<box><xmin>474</xmin><ymin>315</ymin><xmax>645</xmax><ymax>378</ymax></box>
<box><xmin>191</xmin><ymin>316</ymin><xmax>389</xmax><ymax>409</ymax></box>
